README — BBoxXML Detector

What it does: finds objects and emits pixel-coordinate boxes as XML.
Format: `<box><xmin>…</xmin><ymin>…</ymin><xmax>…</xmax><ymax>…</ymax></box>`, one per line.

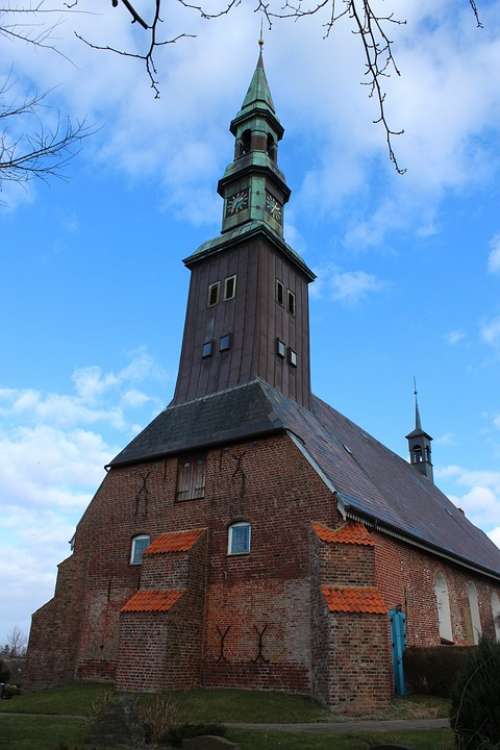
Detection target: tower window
<box><xmin>176</xmin><ymin>454</ymin><xmax>206</xmax><ymax>501</ymax></box>
<box><xmin>202</xmin><ymin>341</ymin><xmax>213</xmax><ymax>358</ymax></box>
<box><xmin>219</xmin><ymin>334</ymin><xmax>231</xmax><ymax>352</ymax></box>
<box><xmin>413</xmin><ymin>446</ymin><xmax>423</xmax><ymax>463</ymax></box>
<box><xmin>287</xmin><ymin>290</ymin><xmax>296</xmax><ymax>316</ymax></box>
<box><xmin>275</xmin><ymin>279</ymin><xmax>284</xmax><ymax>306</ymax></box>
<box><xmin>130</xmin><ymin>534</ymin><xmax>150</xmax><ymax>565</ymax></box>
<box><xmin>288</xmin><ymin>348</ymin><xmax>297</xmax><ymax>367</ymax></box>
<box><xmin>228</xmin><ymin>522</ymin><xmax>252</xmax><ymax>555</ymax></box>
<box><xmin>208</xmin><ymin>282</ymin><xmax>220</xmax><ymax>307</ymax></box>
<box><xmin>240</xmin><ymin>129</ymin><xmax>251</xmax><ymax>156</ymax></box>
<box><xmin>224</xmin><ymin>275</ymin><xmax>237</xmax><ymax>301</ymax></box>
<box><xmin>276</xmin><ymin>338</ymin><xmax>286</xmax><ymax>358</ymax></box>
<box><xmin>267</xmin><ymin>133</ymin><xmax>276</xmax><ymax>162</ymax></box>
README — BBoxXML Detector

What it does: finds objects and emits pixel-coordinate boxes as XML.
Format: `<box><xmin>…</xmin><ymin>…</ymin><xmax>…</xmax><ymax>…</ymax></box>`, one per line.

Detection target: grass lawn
<box><xmin>0</xmin><ymin>715</ymin><xmax>454</xmax><ymax>750</ymax></box>
<box><xmin>0</xmin><ymin>683</ymin><xmax>449</xmax><ymax>723</ymax></box>
<box><xmin>0</xmin><ymin>682</ymin><xmax>111</xmax><ymax>717</ymax></box>
<box><xmin>0</xmin><ymin>715</ymin><xmax>87</xmax><ymax>750</ymax></box>
<box><xmin>228</xmin><ymin>728</ymin><xmax>454</xmax><ymax>749</ymax></box>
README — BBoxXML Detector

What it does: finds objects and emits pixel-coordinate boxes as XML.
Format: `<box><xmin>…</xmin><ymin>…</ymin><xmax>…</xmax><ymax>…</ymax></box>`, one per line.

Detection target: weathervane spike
<box><xmin>258</xmin><ymin>17</ymin><xmax>264</xmax><ymax>48</ymax></box>
<box><xmin>413</xmin><ymin>377</ymin><xmax>422</xmax><ymax>432</ymax></box>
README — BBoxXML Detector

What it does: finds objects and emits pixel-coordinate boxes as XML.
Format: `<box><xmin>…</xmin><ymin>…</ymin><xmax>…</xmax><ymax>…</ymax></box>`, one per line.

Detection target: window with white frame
<box><xmin>224</xmin><ymin>275</ymin><xmax>237</xmax><ymax>301</ymax></box>
<box><xmin>130</xmin><ymin>534</ymin><xmax>150</xmax><ymax>565</ymax></box>
<box><xmin>491</xmin><ymin>591</ymin><xmax>500</xmax><ymax>643</ymax></box>
<box><xmin>228</xmin><ymin>522</ymin><xmax>252</xmax><ymax>555</ymax></box>
<box><xmin>434</xmin><ymin>572</ymin><xmax>453</xmax><ymax>643</ymax></box>
<box><xmin>467</xmin><ymin>582</ymin><xmax>482</xmax><ymax>644</ymax></box>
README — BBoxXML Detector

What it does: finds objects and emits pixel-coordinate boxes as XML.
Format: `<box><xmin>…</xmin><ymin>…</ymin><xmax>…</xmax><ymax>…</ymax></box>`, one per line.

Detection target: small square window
<box><xmin>275</xmin><ymin>279</ymin><xmax>284</xmax><ymax>306</ymax></box>
<box><xmin>219</xmin><ymin>334</ymin><xmax>231</xmax><ymax>352</ymax></box>
<box><xmin>208</xmin><ymin>281</ymin><xmax>220</xmax><ymax>307</ymax></box>
<box><xmin>276</xmin><ymin>338</ymin><xmax>286</xmax><ymax>358</ymax></box>
<box><xmin>287</xmin><ymin>290</ymin><xmax>296</xmax><ymax>316</ymax></box>
<box><xmin>202</xmin><ymin>341</ymin><xmax>213</xmax><ymax>359</ymax></box>
<box><xmin>288</xmin><ymin>348</ymin><xmax>297</xmax><ymax>367</ymax></box>
<box><xmin>228</xmin><ymin>522</ymin><xmax>252</xmax><ymax>555</ymax></box>
<box><xmin>224</xmin><ymin>275</ymin><xmax>237</xmax><ymax>301</ymax></box>
<box><xmin>130</xmin><ymin>534</ymin><xmax>150</xmax><ymax>565</ymax></box>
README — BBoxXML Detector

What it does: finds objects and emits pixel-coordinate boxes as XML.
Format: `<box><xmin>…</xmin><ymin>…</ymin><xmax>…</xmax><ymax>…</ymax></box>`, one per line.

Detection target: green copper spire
<box><xmin>239</xmin><ymin>42</ymin><xmax>276</xmax><ymax>115</ymax></box>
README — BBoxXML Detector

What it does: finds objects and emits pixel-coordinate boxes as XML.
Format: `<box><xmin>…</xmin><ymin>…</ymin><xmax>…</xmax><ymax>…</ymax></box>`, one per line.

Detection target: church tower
<box><xmin>406</xmin><ymin>385</ymin><xmax>434</xmax><ymax>482</ymax></box>
<box><xmin>173</xmin><ymin>41</ymin><xmax>315</xmax><ymax>408</ymax></box>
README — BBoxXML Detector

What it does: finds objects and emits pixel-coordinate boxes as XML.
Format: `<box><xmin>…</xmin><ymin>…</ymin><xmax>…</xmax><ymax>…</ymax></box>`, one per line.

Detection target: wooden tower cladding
<box><xmin>173</xmin><ymin>47</ymin><xmax>315</xmax><ymax>408</ymax></box>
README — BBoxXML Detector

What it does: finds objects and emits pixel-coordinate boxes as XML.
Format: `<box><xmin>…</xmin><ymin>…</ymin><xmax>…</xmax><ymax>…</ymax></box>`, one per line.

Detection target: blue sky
<box><xmin>1</xmin><ymin>0</ymin><xmax>500</xmax><ymax>644</ymax></box>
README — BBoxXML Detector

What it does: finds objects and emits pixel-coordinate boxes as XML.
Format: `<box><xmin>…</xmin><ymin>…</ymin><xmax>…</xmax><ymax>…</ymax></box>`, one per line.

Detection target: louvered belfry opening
<box><xmin>176</xmin><ymin>453</ymin><xmax>206</xmax><ymax>501</ymax></box>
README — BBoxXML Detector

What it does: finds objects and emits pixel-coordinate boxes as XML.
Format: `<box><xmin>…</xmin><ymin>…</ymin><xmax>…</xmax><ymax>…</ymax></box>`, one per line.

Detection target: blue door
<box><xmin>389</xmin><ymin>607</ymin><xmax>407</xmax><ymax>695</ymax></box>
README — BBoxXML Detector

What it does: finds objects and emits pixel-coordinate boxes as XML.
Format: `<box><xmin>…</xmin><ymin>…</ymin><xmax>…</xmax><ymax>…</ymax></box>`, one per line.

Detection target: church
<box><xmin>25</xmin><ymin>43</ymin><xmax>500</xmax><ymax>715</ymax></box>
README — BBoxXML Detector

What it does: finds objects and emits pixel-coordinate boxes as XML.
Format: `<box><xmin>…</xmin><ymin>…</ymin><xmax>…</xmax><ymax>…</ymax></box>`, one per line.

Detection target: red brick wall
<box><xmin>327</xmin><ymin>613</ymin><xmax>392</xmax><ymax>715</ymax></box>
<box><xmin>27</xmin><ymin>433</ymin><xmax>340</xmax><ymax>693</ymax></box>
<box><xmin>373</xmin><ymin>532</ymin><xmax>500</xmax><ymax>646</ymax></box>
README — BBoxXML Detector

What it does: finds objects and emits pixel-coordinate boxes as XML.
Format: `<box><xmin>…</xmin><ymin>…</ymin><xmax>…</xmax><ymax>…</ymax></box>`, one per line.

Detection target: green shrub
<box><xmin>0</xmin><ymin>659</ymin><xmax>10</xmax><ymax>684</ymax></box>
<box><xmin>450</xmin><ymin>637</ymin><xmax>500</xmax><ymax>750</ymax></box>
<box><xmin>164</xmin><ymin>722</ymin><xmax>227</xmax><ymax>747</ymax></box>
<box><xmin>3</xmin><ymin>684</ymin><xmax>21</xmax><ymax>699</ymax></box>
<box><xmin>404</xmin><ymin>646</ymin><xmax>475</xmax><ymax>697</ymax></box>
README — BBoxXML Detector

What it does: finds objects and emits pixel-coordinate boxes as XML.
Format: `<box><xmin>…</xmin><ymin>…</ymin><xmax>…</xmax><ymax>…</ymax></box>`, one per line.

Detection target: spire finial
<box><xmin>258</xmin><ymin>17</ymin><xmax>264</xmax><ymax>49</ymax></box>
<box><xmin>413</xmin><ymin>377</ymin><xmax>422</xmax><ymax>432</ymax></box>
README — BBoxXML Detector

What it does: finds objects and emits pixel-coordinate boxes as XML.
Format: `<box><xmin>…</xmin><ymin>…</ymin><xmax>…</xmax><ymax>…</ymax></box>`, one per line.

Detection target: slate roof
<box><xmin>108</xmin><ymin>379</ymin><xmax>500</xmax><ymax>579</ymax></box>
<box><xmin>322</xmin><ymin>586</ymin><xmax>387</xmax><ymax>614</ymax></box>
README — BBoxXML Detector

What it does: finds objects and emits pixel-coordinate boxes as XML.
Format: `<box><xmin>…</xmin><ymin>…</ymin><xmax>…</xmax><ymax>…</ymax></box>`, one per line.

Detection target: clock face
<box><xmin>265</xmin><ymin>191</ymin><xmax>282</xmax><ymax>222</ymax></box>
<box><xmin>226</xmin><ymin>189</ymin><xmax>249</xmax><ymax>216</ymax></box>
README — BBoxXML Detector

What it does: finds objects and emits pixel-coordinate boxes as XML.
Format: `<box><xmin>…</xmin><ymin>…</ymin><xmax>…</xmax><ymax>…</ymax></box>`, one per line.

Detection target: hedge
<box><xmin>404</xmin><ymin>645</ymin><xmax>475</xmax><ymax>697</ymax></box>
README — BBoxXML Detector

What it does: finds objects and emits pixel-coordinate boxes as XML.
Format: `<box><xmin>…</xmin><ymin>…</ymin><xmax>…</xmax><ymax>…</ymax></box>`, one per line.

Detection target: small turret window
<box><xmin>130</xmin><ymin>534</ymin><xmax>150</xmax><ymax>565</ymax></box>
<box><xmin>202</xmin><ymin>341</ymin><xmax>213</xmax><ymax>358</ymax></box>
<box><xmin>413</xmin><ymin>446</ymin><xmax>423</xmax><ymax>463</ymax></box>
<box><xmin>219</xmin><ymin>334</ymin><xmax>231</xmax><ymax>352</ymax></box>
<box><xmin>240</xmin><ymin>129</ymin><xmax>251</xmax><ymax>156</ymax></box>
<box><xmin>287</xmin><ymin>290</ymin><xmax>296</xmax><ymax>316</ymax></box>
<box><xmin>267</xmin><ymin>134</ymin><xmax>276</xmax><ymax>162</ymax></box>
<box><xmin>288</xmin><ymin>348</ymin><xmax>297</xmax><ymax>368</ymax></box>
<box><xmin>276</xmin><ymin>338</ymin><xmax>286</xmax><ymax>358</ymax></box>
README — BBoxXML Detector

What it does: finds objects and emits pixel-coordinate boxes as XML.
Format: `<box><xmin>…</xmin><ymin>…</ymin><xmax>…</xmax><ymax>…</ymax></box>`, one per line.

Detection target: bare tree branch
<box><xmin>0</xmin><ymin>78</ymin><xmax>92</xmax><ymax>190</ymax></box>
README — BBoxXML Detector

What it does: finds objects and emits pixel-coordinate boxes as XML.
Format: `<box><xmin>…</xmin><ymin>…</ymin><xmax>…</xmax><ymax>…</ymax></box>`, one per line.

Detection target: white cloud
<box><xmin>311</xmin><ymin>265</ymin><xmax>386</xmax><ymax>303</ymax></box>
<box><xmin>434</xmin><ymin>432</ymin><xmax>457</xmax><ymax>446</ymax></box>
<box><xmin>481</xmin><ymin>316</ymin><xmax>500</xmax><ymax>348</ymax></box>
<box><xmin>2</xmin><ymin>0</ymin><xmax>500</xmax><ymax>241</ymax></box>
<box><xmin>489</xmin><ymin>527</ymin><xmax>500</xmax><ymax>547</ymax></box>
<box><xmin>446</xmin><ymin>330</ymin><xmax>466</xmax><ymax>345</ymax></box>
<box><xmin>437</xmin><ymin>464</ymin><xmax>500</xmax><ymax>531</ymax></box>
<box><xmin>488</xmin><ymin>234</ymin><xmax>500</xmax><ymax>273</ymax></box>
<box><xmin>0</xmin><ymin>350</ymin><xmax>168</xmax><ymax>641</ymax></box>
<box><xmin>121</xmin><ymin>389</ymin><xmax>151</xmax><ymax>407</ymax></box>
